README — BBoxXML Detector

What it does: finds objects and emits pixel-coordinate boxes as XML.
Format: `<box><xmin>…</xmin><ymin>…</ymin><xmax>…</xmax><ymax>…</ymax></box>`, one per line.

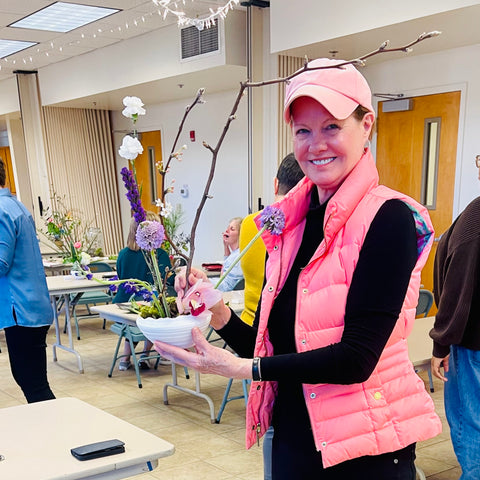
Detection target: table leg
<box><xmin>163</xmin><ymin>363</ymin><xmax>216</xmax><ymax>423</ymax></box>
<box><xmin>51</xmin><ymin>294</ymin><xmax>84</xmax><ymax>373</ymax></box>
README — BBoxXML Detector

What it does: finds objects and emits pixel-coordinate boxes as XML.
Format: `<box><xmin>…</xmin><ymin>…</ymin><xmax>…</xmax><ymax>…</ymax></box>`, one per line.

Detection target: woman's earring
<box><xmin>364</xmin><ymin>139</ymin><xmax>371</xmax><ymax>152</ymax></box>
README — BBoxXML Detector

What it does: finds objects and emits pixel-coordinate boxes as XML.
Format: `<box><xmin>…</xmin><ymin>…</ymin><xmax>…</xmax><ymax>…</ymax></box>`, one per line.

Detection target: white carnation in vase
<box><xmin>119</xmin><ymin>135</ymin><xmax>143</xmax><ymax>160</ymax></box>
<box><xmin>122</xmin><ymin>96</ymin><xmax>146</xmax><ymax>119</ymax></box>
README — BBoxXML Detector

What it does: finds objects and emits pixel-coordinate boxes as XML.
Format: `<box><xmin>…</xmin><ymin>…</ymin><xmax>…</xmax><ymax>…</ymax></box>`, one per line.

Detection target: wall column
<box><xmin>15</xmin><ymin>70</ymin><xmax>50</xmax><ymax>224</ymax></box>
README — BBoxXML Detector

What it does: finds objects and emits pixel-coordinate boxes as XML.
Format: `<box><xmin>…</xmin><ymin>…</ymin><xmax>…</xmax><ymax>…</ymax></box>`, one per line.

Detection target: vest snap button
<box><xmin>374</xmin><ymin>392</ymin><xmax>382</xmax><ymax>400</ymax></box>
<box><xmin>321</xmin><ymin>441</ymin><xmax>327</xmax><ymax>447</ymax></box>
<box><xmin>393</xmin><ymin>458</ymin><xmax>398</xmax><ymax>464</ymax></box>
<box><xmin>273</xmin><ymin>245</ymin><xmax>278</xmax><ymax>250</ymax></box>
<box><xmin>301</xmin><ymin>339</ymin><xmax>306</xmax><ymax>345</ymax></box>
<box><xmin>302</xmin><ymin>288</ymin><xmax>308</xmax><ymax>294</ymax></box>
<box><xmin>310</xmin><ymin>393</ymin><xmax>316</xmax><ymax>399</ymax></box>
<box><xmin>268</xmin><ymin>286</ymin><xmax>274</xmax><ymax>292</ymax></box>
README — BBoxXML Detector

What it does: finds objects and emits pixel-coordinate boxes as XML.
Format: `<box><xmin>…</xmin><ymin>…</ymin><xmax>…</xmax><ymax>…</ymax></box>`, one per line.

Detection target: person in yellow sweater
<box><xmin>239</xmin><ymin>153</ymin><xmax>304</xmax><ymax>326</ymax></box>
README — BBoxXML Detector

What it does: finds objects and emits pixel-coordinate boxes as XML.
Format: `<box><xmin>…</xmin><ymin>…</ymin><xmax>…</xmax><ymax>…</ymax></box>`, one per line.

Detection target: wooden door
<box><xmin>376</xmin><ymin>91</ymin><xmax>460</xmax><ymax>302</ymax></box>
<box><xmin>131</xmin><ymin>131</ymin><xmax>163</xmax><ymax>213</ymax></box>
<box><xmin>0</xmin><ymin>146</ymin><xmax>16</xmax><ymax>194</ymax></box>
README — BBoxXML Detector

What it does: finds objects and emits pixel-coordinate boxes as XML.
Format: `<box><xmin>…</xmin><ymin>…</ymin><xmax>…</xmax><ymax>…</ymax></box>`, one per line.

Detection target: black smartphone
<box><xmin>71</xmin><ymin>439</ymin><xmax>125</xmax><ymax>461</ymax></box>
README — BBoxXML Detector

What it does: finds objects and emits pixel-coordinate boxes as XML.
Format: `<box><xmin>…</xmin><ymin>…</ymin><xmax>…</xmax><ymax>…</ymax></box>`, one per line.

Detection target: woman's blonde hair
<box><xmin>127</xmin><ymin>211</ymin><xmax>161</xmax><ymax>251</ymax></box>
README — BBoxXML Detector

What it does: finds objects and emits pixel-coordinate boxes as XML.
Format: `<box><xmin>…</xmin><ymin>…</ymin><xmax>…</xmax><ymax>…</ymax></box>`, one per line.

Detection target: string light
<box><xmin>152</xmin><ymin>0</ymin><xmax>239</xmax><ymax>30</ymax></box>
<box><xmin>0</xmin><ymin>0</ymin><xmax>234</xmax><ymax>69</ymax></box>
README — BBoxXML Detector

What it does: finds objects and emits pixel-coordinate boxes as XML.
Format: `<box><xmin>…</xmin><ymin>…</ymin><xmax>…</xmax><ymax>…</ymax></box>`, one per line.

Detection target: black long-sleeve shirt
<box><xmin>217</xmin><ymin>196</ymin><xmax>417</xmax><ymax>385</ymax></box>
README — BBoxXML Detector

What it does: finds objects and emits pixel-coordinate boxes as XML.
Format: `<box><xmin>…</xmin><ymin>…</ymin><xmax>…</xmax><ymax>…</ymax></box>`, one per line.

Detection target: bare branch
<box><xmin>164</xmin><ymin>31</ymin><xmax>441</xmax><ymax>291</ymax></box>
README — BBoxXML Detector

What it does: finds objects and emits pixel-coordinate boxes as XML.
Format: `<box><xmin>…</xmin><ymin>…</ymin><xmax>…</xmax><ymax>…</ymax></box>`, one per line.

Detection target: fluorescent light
<box><xmin>9</xmin><ymin>2</ymin><xmax>120</xmax><ymax>33</ymax></box>
<box><xmin>0</xmin><ymin>39</ymin><xmax>37</xmax><ymax>59</ymax></box>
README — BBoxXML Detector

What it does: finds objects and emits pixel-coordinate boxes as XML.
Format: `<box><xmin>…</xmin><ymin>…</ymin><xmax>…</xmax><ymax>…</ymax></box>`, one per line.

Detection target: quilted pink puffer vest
<box><xmin>247</xmin><ymin>150</ymin><xmax>442</xmax><ymax>468</ymax></box>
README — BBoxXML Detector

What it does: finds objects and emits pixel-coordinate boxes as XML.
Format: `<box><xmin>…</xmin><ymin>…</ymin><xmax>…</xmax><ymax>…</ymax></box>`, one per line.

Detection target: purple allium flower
<box><xmin>121</xmin><ymin>167</ymin><xmax>146</xmax><ymax>223</ymax></box>
<box><xmin>110</xmin><ymin>275</ymin><xmax>119</xmax><ymax>281</ymax></box>
<box><xmin>86</xmin><ymin>273</ymin><xmax>93</xmax><ymax>280</ymax></box>
<box><xmin>260</xmin><ymin>206</ymin><xmax>286</xmax><ymax>236</ymax></box>
<box><xmin>135</xmin><ymin>221</ymin><xmax>165</xmax><ymax>251</ymax></box>
<box><xmin>109</xmin><ymin>284</ymin><xmax>118</xmax><ymax>293</ymax></box>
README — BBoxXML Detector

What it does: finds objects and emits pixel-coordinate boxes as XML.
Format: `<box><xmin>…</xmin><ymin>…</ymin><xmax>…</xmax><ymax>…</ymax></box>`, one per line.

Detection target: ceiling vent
<box><xmin>181</xmin><ymin>23</ymin><xmax>219</xmax><ymax>60</ymax></box>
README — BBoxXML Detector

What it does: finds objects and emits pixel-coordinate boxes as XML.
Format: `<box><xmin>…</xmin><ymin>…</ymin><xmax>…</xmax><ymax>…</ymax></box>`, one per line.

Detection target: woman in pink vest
<box><xmin>155</xmin><ymin>59</ymin><xmax>442</xmax><ymax>479</ymax></box>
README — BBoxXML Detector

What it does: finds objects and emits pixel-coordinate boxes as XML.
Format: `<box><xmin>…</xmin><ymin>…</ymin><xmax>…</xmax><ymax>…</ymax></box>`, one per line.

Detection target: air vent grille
<box><xmin>181</xmin><ymin>23</ymin><xmax>219</xmax><ymax>59</ymax></box>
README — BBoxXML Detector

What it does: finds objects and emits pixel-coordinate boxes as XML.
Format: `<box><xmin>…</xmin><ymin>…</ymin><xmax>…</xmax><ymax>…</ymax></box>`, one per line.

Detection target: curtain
<box><xmin>277</xmin><ymin>54</ymin><xmax>304</xmax><ymax>163</ymax></box>
<box><xmin>43</xmin><ymin>106</ymin><xmax>123</xmax><ymax>255</ymax></box>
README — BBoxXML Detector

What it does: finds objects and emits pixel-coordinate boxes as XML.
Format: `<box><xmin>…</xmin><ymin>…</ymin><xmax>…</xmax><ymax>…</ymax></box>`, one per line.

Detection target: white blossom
<box><xmin>155</xmin><ymin>199</ymin><xmax>173</xmax><ymax>217</ymax></box>
<box><xmin>118</xmin><ymin>135</ymin><xmax>143</xmax><ymax>160</ymax></box>
<box><xmin>122</xmin><ymin>96</ymin><xmax>146</xmax><ymax>119</ymax></box>
<box><xmin>80</xmin><ymin>251</ymin><xmax>91</xmax><ymax>266</ymax></box>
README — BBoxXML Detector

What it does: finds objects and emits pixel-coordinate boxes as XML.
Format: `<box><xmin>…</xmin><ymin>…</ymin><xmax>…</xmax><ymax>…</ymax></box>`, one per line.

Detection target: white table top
<box><xmin>91</xmin><ymin>303</ymin><xmax>138</xmax><ymax>326</ymax></box>
<box><xmin>47</xmin><ymin>273</ymin><xmax>113</xmax><ymax>296</ymax></box>
<box><xmin>0</xmin><ymin>397</ymin><xmax>174</xmax><ymax>480</ymax></box>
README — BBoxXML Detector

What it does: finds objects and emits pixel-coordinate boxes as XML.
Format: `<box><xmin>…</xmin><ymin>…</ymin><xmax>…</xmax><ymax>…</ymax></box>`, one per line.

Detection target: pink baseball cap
<box><xmin>284</xmin><ymin>58</ymin><xmax>374</xmax><ymax>123</ymax></box>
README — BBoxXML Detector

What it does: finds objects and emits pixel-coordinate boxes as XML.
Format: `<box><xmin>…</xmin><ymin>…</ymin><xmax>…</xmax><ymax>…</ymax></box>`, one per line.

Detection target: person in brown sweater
<box><xmin>430</xmin><ymin>192</ymin><xmax>480</xmax><ymax>480</ymax></box>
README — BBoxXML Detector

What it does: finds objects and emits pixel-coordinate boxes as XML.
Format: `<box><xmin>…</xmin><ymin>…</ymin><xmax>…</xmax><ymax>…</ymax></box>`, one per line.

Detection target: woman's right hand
<box><xmin>174</xmin><ymin>267</ymin><xmax>232</xmax><ymax>329</ymax></box>
<box><xmin>174</xmin><ymin>266</ymin><xmax>208</xmax><ymax>294</ymax></box>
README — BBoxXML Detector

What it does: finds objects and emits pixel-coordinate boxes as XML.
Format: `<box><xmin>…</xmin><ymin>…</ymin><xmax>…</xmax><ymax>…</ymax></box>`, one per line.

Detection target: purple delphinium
<box><xmin>124</xmin><ymin>282</ymin><xmax>138</xmax><ymax>295</ymax></box>
<box><xmin>121</xmin><ymin>167</ymin><xmax>146</xmax><ymax>224</ymax></box>
<box><xmin>260</xmin><ymin>206</ymin><xmax>286</xmax><ymax>236</ymax></box>
<box><xmin>135</xmin><ymin>221</ymin><xmax>165</xmax><ymax>251</ymax></box>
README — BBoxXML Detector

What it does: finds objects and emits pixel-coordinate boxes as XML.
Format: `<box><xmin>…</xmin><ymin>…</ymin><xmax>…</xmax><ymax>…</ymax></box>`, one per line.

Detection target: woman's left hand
<box><xmin>154</xmin><ymin>328</ymin><xmax>252</xmax><ymax>379</ymax></box>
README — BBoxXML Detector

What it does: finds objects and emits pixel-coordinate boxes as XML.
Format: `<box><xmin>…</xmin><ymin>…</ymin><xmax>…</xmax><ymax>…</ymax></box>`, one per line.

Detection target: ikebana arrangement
<box><xmin>80</xmin><ymin>31</ymin><xmax>440</xmax><ymax>347</ymax></box>
<box><xmin>39</xmin><ymin>191</ymin><xmax>103</xmax><ymax>265</ymax></box>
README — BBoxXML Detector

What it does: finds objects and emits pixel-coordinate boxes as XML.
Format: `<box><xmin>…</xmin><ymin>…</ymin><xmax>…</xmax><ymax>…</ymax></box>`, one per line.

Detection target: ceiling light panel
<box><xmin>0</xmin><ymin>39</ymin><xmax>37</xmax><ymax>58</ymax></box>
<box><xmin>9</xmin><ymin>2</ymin><xmax>120</xmax><ymax>33</ymax></box>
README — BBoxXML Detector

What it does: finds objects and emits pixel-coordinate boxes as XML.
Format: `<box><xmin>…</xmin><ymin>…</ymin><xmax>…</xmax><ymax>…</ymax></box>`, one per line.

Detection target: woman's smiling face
<box><xmin>291</xmin><ymin>96</ymin><xmax>374</xmax><ymax>203</ymax></box>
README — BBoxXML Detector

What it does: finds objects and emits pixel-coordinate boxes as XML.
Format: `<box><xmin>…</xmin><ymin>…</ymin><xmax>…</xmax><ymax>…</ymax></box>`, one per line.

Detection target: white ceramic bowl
<box><xmin>136</xmin><ymin>312</ymin><xmax>212</xmax><ymax>348</ymax></box>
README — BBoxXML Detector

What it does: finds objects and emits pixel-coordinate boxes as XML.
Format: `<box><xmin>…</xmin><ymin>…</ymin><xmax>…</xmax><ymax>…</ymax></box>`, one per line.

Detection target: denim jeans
<box><xmin>445</xmin><ymin>345</ymin><xmax>480</xmax><ymax>479</ymax></box>
<box><xmin>263</xmin><ymin>426</ymin><xmax>274</xmax><ymax>480</ymax></box>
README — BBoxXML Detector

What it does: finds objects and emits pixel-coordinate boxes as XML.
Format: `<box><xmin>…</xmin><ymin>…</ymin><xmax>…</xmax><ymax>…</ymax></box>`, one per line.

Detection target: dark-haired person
<box><xmin>239</xmin><ymin>152</ymin><xmax>305</xmax><ymax>327</ymax></box>
<box><xmin>0</xmin><ymin>157</ymin><xmax>55</xmax><ymax>403</ymax></box>
<box><xmin>430</xmin><ymin>157</ymin><xmax>480</xmax><ymax>480</ymax></box>
<box><xmin>239</xmin><ymin>152</ymin><xmax>304</xmax><ymax>479</ymax></box>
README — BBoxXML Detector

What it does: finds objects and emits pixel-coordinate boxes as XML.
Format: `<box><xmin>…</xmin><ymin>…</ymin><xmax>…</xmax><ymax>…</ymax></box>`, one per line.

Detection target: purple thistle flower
<box><xmin>135</xmin><ymin>221</ymin><xmax>165</xmax><ymax>251</ymax></box>
<box><xmin>121</xmin><ymin>167</ymin><xmax>146</xmax><ymax>223</ymax></box>
<box><xmin>260</xmin><ymin>206</ymin><xmax>286</xmax><ymax>236</ymax></box>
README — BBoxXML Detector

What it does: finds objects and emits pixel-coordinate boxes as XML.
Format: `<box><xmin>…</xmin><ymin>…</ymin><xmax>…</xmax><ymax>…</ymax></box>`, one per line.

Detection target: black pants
<box><xmin>4</xmin><ymin>324</ymin><xmax>56</xmax><ymax>403</ymax></box>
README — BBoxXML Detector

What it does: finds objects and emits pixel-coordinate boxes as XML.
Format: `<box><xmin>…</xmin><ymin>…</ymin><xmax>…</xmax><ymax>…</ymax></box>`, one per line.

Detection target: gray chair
<box><xmin>414</xmin><ymin>288</ymin><xmax>435</xmax><ymax>392</ymax></box>
<box><xmin>416</xmin><ymin>289</ymin><xmax>434</xmax><ymax>318</ymax></box>
<box><xmin>68</xmin><ymin>262</ymin><xmax>114</xmax><ymax>340</ymax></box>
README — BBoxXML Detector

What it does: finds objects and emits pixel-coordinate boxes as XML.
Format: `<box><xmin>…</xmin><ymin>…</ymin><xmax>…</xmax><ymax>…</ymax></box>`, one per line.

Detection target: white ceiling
<box><xmin>1</xmin><ymin>1</ymin><xmax>480</xmax><ymax>116</ymax></box>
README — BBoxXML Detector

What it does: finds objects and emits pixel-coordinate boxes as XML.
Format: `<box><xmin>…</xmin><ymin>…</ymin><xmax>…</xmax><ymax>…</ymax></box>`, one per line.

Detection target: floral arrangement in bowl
<box><xmin>80</xmin><ymin>94</ymin><xmax>285</xmax><ymax>348</ymax></box>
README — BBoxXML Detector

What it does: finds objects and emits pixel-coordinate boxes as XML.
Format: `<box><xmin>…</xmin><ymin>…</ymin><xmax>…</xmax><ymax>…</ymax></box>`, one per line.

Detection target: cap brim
<box><xmin>284</xmin><ymin>85</ymin><xmax>359</xmax><ymax>123</ymax></box>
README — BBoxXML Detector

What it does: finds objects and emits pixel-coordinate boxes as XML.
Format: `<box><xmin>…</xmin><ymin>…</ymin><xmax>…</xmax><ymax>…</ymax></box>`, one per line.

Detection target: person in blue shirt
<box><xmin>0</xmin><ymin>157</ymin><xmax>55</xmax><ymax>403</ymax></box>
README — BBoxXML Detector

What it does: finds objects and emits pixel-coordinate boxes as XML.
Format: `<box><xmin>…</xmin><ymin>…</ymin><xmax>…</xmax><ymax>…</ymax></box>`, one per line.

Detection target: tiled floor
<box><xmin>0</xmin><ymin>313</ymin><xmax>461</xmax><ymax>479</ymax></box>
